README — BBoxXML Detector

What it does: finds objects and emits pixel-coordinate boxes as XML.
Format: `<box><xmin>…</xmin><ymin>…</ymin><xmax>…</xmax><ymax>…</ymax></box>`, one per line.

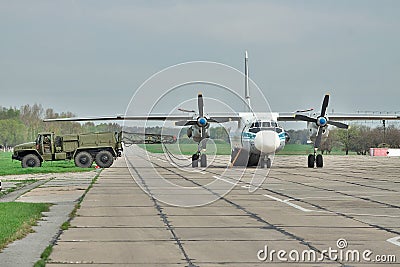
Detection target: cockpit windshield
<box><xmin>249</xmin><ymin>121</ymin><xmax>282</xmax><ymax>134</ymax></box>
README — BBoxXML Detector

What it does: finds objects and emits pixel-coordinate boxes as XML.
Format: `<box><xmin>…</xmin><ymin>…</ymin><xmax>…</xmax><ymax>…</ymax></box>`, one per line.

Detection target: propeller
<box><xmin>294</xmin><ymin>94</ymin><xmax>348</xmax><ymax>150</ymax></box>
<box><xmin>197</xmin><ymin>93</ymin><xmax>207</xmax><ymax>150</ymax></box>
<box><xmin>174</xmin><ymin>93</ymin><xmax>209</xmax><ymax>150</ymax></box>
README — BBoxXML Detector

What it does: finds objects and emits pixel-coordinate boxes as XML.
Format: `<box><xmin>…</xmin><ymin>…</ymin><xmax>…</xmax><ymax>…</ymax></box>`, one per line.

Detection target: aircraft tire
<box><xmin>307</xmin><ymin>154</ymin><xmax>315</xmax><ymax>168</ymax></box>
<box><xmin>200</xmin><ymin>154</ymin><xmax>207</xmax><ymax>167</ymax></box>
<box><xmin>266</xmin><ymin>158</ymin><xmax>272</xmax><ymax>168</ymax></box>
<box><xmin>75</xmin><ymin>151</ymin><xmax>93</xmax><ymax>168</ymax></box>
<box><xmin>95</xmin><ymin>150</ymin><xmax>114</xmax><ymax>168</ymax></box>
<box><xmin>192</xmin><ymin>154</ymin><xmax>199</xmax><ymax>168</ymax></box>
<box><xmin>316</xmin><ymin>154</ymin><xmax>323</xmax><ymax>168</ymax></box>
<box><xmin>22</xmin><ymin>154</ymin><xmax>41</xmax><ymax>168</ymax></box>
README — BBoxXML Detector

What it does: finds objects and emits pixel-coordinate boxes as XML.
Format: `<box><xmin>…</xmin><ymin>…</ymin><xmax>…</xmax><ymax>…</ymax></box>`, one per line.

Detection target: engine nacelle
<box><xmin>192</xmin><ymin>126</ymin><xmax>210</xmax><ymax>143</ymax></box>
<box><xmin>254</xmin><ymin>130</ymin><xmax>280</xmax><ymax>154</ymax></box>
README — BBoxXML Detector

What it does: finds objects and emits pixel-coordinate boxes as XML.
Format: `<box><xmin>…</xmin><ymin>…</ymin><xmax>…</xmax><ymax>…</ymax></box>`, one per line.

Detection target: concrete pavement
<box><xmin>47</xmin><ymin>146</ymin><xmax>400</xmax><ymax>266</ymax></box>
<box><xmin>0</xmin><ymin>172</ymin><xmax>96</xmax><ymax>267</ymax></box>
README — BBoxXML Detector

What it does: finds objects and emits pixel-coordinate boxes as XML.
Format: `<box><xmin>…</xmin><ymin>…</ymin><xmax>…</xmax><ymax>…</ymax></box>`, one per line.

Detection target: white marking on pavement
<box><xmin>264</xmin><ymin>194</ymin><xmax>314</xmax><ymax>212</ymax></box>
<box><xmin>213</xmin><ymin>175</ymin><xmax>238</xmax><ymax>186</ymax></box>
<box><xmin>387</xmin><ymin>236</ymin><xmax>400</xmax><ymax>247</ymax></box>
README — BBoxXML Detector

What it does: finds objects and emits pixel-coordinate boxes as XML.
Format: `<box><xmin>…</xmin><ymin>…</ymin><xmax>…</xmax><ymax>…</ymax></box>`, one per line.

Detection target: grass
<box><xmin>0</xmin><ymin>202</ymin><xmax>51</xmax><ymax>251</ymax></box>
<box><xmin>277</xmin><ymin>144</ymin><xmax>357</xmax><ymax>155</ymax></box>
<box><xmin>0</xmin><ymin>152</ymin><xmax>93</xmax><ymax>176</ymax></box>
<box><xmin>138</xmin><ymin>142</ymin><xmax>232</xmax><ymax>155</ymax></box>
<box><xmin>34</xmin><ymin>245</ymin><xmax>53</xmax><ymax>267</ymax></box>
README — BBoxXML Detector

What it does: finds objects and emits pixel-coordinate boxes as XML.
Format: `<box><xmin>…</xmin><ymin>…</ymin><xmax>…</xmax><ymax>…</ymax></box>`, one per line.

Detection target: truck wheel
<box><xmin>95</xmin><ymin>150</ymin><xmax>114</xmax><ymax>168</ymax></box>
<box><xmin>75</xmin><ymin>151</ymin><xmax>93</xmax><ymax>168</ymax></box>
<box><xmin>22</xmin><ymin>154</ymin><xmax>41</xmax><ymax>168</ymax></box>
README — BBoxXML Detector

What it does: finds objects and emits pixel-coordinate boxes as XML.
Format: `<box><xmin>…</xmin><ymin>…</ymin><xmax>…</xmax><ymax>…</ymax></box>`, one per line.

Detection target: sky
<box><xmin>1</xmin><ymin>0</ymin><xmax>400</xmax><ymax>128</ymax></box>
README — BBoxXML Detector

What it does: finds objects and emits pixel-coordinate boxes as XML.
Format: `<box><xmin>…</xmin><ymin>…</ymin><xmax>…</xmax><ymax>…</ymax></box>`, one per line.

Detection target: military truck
<box><xmin>12</xmin><ymin>132</ymin><xmax>123</xmax><ymax>168</ymax></box>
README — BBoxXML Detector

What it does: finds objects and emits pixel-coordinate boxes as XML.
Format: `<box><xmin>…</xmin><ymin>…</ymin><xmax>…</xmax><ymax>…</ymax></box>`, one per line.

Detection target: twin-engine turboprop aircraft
<box><xmin>44</xmin><ymin>52</ymin><xmax>400</xmax><ymax>169</ymax></box>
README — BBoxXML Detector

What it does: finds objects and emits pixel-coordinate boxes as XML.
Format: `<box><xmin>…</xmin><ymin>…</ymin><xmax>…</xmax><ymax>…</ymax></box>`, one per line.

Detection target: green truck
<box><xmin>12</xmin><ymin>132</ymin><xmax>123</xmax><ymax>168</ymax></box>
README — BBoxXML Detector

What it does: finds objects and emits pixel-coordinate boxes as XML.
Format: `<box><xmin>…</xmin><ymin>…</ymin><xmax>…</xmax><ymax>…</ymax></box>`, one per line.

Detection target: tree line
<box><xmin>287</xmin><ymin>125</ymin><xmax>400</xmax><ymax>155</ymax></box>
<box><xmin>0</xmin><ymin>105</ymin><xmax>121</xmax><ymax>148</ymax></box>
<box><xmin>1</xmin><ymin>104</ymin><xmax>399</xmax><ymax>154</ymax></box>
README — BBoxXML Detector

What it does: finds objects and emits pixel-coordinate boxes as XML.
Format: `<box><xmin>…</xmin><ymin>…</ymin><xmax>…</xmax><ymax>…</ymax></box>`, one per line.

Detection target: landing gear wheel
<box><xmin>75</xmin><ymin>151</ymin><xmax>93</xmax><ymax>168</ymax></box>
<box><xmin>316</xmin><ymin>154</ymin><xmax>323</xmax><ymax>168</ymax></box>
<box><xmin>259</xmin><ymin>157</ymin><xmax>265</xmax><ymax>168</ymax></box>
<box><xmin>95</xmin><ymin>150</ymin><xmax>114</xmax><ymax>168</ymax></box>
<box><xmin>307</xmin><ymin>154</ymin><xmax>315</xmax><ymax>168</ymax></box>
<box><xmin>22</xmin><ymin>154</ymin><xmax>41</xmax><ymax>168</ymax></box>
<box><xmin>200</xmin><ymin>154</ymin><xmax>207</xmax><ymax>167</ymax></box>
<box><xmin>266</xmin><ymin>158</ymin><xmax>272</xmax><ymax>168</ymax></box>
<box><xmin>192</xmin><ymin>154</ymin><xmax>199</xmax><ymax>168</ymax></box>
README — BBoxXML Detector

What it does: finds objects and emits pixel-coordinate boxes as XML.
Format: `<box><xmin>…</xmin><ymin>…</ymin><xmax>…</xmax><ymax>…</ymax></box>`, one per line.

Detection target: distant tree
<box><xmin>0</xmin><ymin>119</ymin><xmax>26</xmax><ymax>147</ymax></box>
<box><xmin>286</xmin><ymin>129</ymin><xmax>309</xmax><ymax>144</ymax></box>
<box><xmin>0</xmin><ymin>106</ymin><xmax>20</xmax><ymax>119</ymax></box>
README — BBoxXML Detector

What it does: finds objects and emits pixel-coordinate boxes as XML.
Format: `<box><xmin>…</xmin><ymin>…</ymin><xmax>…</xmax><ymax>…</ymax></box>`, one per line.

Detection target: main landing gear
<box><xmin>308</xmin><ymin>150</ymin><xmax>323</xmax><ymax>168</ymax></box>
<box><xmin>192</xmin><ymin>153</ymin><xmax>207</xmax><ymax>168</ymax></box>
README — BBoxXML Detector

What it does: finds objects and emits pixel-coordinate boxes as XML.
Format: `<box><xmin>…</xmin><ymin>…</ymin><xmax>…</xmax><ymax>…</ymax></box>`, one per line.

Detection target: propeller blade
<box><xmin>327</xmin><ymin>120</ymin><xmax>349</xmax><ymax>129</ymax></box>
<box><xmin>320</xmin><ymin>94</ymin><xmax>329</xmax><ymax>117</ymax></box>
<box><xmin>295</xmin><ymin>108</ymin><xmax>314</xmax><ymax>113</ymax></box>
<box><xmin>175</xmin><ymin>120</ymin><xmax>196</xmax><ymax>126</ymax></box>
<box><xmin>294</xmin><ymin>114</ymin><xmax>318</xmax><ymax>123</ymax></box>
<box><xmin>178</xmin><ymin>108</ymin><xmax>195</xmax><ymax>113</ymax></box>
<box><xmin>198</xmin><ymin>93</ymin><xmax>204</xmax><ymax>118</ymax></box>
<box><xmin>314</xmin><ymin>127</ymin><xmax>323</xmax><ymax>148</ymax></box>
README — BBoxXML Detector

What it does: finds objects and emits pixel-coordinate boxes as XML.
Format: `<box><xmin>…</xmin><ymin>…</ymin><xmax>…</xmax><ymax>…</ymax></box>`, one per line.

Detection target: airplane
<box><xmin>44</xmin><ymin>51</ymin><xmax>400</xmax><ymax>169</ymax></box>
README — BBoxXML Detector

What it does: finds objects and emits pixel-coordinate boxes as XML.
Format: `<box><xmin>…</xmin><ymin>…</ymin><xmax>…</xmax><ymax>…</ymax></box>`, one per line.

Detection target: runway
<box><xmin>48</xmin><ymin>146</ymin><xmax>400</xmax><ymax>266</ymax></box>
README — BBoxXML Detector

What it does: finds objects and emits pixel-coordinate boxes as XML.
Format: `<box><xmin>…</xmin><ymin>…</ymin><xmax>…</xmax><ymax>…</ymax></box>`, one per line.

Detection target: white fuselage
<box><xmin>230</xmin><ymin>113</ymin><xmax>288</xmax><ymax>155</ymax></box>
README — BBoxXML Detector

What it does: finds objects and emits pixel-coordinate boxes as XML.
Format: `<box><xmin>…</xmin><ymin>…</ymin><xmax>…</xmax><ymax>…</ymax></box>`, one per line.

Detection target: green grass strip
<box><xmin>0</xmin><ymin>202</ymin><xmax>51</xmax><ymax>251</ymax></box>
<box><xmin>0</xmin><ymin>152</ymin><xmax>93</xmax><ymax>176</ymax></box>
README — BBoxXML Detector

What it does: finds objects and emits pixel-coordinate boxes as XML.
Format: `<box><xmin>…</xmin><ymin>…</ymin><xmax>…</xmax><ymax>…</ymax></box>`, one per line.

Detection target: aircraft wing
<box><xmin>327</xmin><ymin>114</ymin><xmax>400</xmax><ymax>121</ymax></box>
<box><xmin>277</xmin><ymin>113</ymin><xmax>400</xmax><ymax>122</ymax></box>
<box><xmin>276</xmin><ymin>113</ymin><xmax>298</xmax><ymax>122</ymax></box>
<box><xmin>43</xmin><ymin>114</ymin><xmax>242</xmax><ymax>123</ymax></box>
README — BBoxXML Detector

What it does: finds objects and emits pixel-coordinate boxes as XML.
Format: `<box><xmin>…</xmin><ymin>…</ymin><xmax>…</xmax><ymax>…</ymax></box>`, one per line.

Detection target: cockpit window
<box><xmin>262</xmin><ymin>122</ymin><xmax>271</xmax><ymax>127</ymax></box>
<box><xmin>249</xmin><ymin>127</ymin><xmax>261</xmax><ymax>133</ymax></box>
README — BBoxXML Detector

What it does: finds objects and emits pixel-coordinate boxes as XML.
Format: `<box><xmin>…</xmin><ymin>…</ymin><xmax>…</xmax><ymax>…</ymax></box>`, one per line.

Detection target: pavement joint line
<box><xmin>137</xmin><ymin>153</ymin><xmax>341</xmax><ymax>266</ymax></box>
<box><xmin>126</xmin><ymin>157</ymin><xmax>198</xmax><ymax>267</ymax></box>
<box><xmin>141</xmin><ymin>151</ymin><xmax>400</xmax><ymax>262</ymax></box>
<box><xmin>36</xmin><ymin>170</ymin><xmax>102</xmax><ymax>265</ymax></box>
<box><xmin>0</xmin><ymin>178</ymin><xmax>52</xmax><ymax>202</ymax></box>
<box><xmin>211</xmin><ymin>170</ymin><xmax>400</xmax><ymax>241</ymax></box>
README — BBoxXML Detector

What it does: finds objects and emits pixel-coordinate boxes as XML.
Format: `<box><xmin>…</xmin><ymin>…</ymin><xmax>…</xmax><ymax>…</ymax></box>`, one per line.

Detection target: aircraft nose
<box><xmin>254</xmin><ymin>130</ymin><xmax>280</xmax><ymax>154</ymax></box>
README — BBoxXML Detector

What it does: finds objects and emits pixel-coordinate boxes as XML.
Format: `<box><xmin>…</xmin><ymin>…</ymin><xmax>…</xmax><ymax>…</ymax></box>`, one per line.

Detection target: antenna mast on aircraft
<box><xmin>245</xmin><ymin>51</ymin><xmax>251</xmax><ymax>111</ymax></box>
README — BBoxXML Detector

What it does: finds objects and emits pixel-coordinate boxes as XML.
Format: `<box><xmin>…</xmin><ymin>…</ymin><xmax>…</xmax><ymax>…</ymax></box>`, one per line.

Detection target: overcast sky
<box><xmin>1</xmin><ymin>0</ymin><xmax>399</xmax><ymax>124</ymax></box>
